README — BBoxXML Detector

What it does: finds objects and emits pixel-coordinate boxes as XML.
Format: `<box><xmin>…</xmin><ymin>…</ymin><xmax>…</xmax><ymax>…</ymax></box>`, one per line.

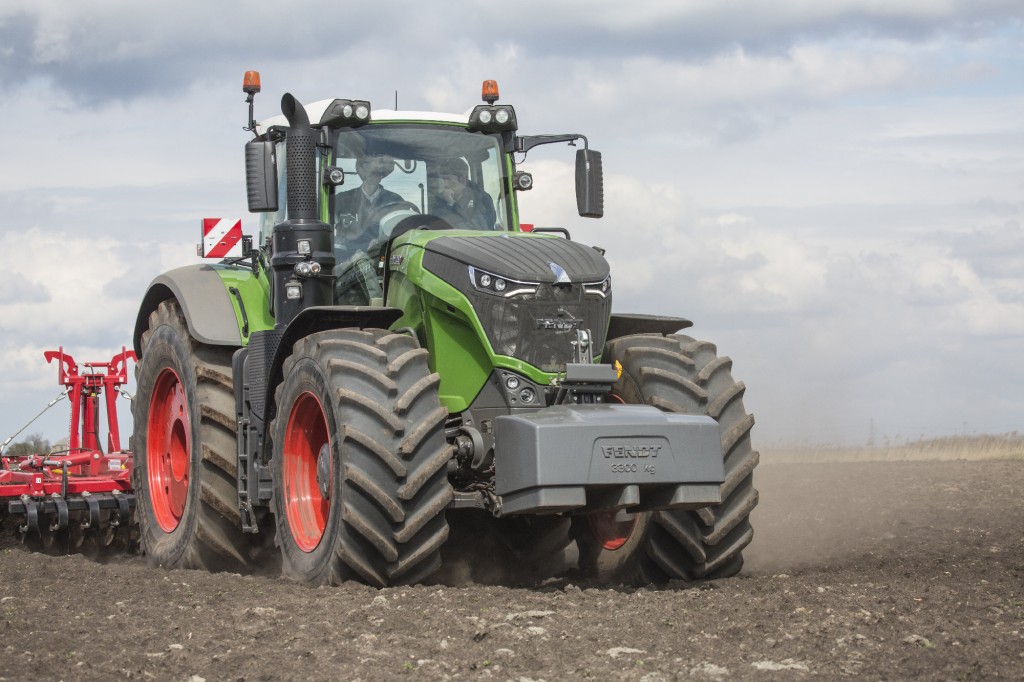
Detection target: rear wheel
<box><xmin>132</xmin><ymin>299</ymin><xmax>259</xmax><ymax>571</ymax></box>
<box><xmin>573</xmin><ymin>333</ymin><xmax>759</xmax><ymax>583</ymax></box>
<box><xmin>271</xmin><ymin>329</ymin><xmax>453</xmax><ymax>587</ymax></box>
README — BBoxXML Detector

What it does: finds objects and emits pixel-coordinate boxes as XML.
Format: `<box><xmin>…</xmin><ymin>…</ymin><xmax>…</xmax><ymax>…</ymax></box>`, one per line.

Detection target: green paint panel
<box><xmin>385</xmin><ymin>233</ymin><xmax>559</xmax><ymax>411</ymax></box>
<box><xmin>213</xmin><ymin>265</ymin><xmax>274</xmax><ymax>345</ymax></box>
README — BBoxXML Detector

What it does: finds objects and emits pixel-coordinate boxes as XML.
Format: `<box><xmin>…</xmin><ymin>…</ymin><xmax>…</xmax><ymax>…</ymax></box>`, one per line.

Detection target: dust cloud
<box><xmin>744</xmin><ymin>454</ymin><xmax>1022</xmax><ymax>575</ymax></box>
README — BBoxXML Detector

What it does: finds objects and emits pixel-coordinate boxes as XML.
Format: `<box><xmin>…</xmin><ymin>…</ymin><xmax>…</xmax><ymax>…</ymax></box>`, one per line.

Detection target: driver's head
<box><xmin>356</xmin><ymin>153</ymin><xmax>395</xmax><ymax>184</ymax></box>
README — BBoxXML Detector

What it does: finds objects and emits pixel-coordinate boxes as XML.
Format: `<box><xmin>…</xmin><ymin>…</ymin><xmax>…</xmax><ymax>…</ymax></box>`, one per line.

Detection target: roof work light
<box><xmin>469</xmin><ymin>80</ymin><xmax>517</xmax><ymax>133</ymax></box>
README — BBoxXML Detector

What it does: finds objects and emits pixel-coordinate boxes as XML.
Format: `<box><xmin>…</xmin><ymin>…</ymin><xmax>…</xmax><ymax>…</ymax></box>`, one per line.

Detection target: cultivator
<box><xmin>0</xmin><ymin>349</ymin><xmax>137</xmax><ymax>554</ymax></box>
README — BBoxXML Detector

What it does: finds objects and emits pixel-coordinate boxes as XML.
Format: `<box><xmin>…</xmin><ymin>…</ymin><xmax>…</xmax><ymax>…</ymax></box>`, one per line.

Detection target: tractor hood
<box><xmin>422</xmin><ymin>233</ymin><xmax>610</xmax><ymax>285</ymax></box>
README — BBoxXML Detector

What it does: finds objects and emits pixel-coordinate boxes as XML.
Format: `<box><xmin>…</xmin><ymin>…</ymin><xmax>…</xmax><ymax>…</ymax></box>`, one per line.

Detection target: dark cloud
<box><xmin>2</xmin><ymin>2</ymin><xmax>1022</xmax><ymax>106</ymax></box>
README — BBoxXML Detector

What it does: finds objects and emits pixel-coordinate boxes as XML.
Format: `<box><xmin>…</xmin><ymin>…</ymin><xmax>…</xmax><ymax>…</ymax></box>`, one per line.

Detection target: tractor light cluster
<box><xmin>583</xmin><ymin>276</ymin><xmax>612</xmax><ymax>298</ymax></box>
<box><xmin>293</xmin><ymin>260</ymin><xmax>322</xmax><ymax>277</ymax></box>
<box><xmin>500</xmin><ymin>371</ymin><xmax>538</xmax><ymax>405</ymax></box>
<box><xmin>469</xmin><ymin>266</ymin><xmax>537</xmax><ymax>298</ymax></box>
<box><xmin>469</xmin><ymin>80</ymin><xmax>517</xmax><ymax>132</ymax></box>
<box><xmin>467</xmin><ymin>104</ymin><xmax>518</xmax><ymax>133</ymax></box>
<box><xmin>293</xmin><ymin>239</ymin><xmax>322</xmax><ymax>277</ymax></box>
<box><xmin>319</xmin><ymin>98</ymin><xmax>372</xmax><ymax>128</ymax></box>
<box><xmin>285</xmin><ymin>280</ymin><xmax>303</xmax><ymax>300</ymax></box>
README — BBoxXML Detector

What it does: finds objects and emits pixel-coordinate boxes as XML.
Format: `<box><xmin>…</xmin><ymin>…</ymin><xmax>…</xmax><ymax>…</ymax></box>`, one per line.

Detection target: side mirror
<box><xmin>575</xmin><ymin>149</ymin><xmax>603</xmax><ymax>218</ymax></box>
<box><xmin>245</xmin><ymin>139</ymin><xmax>278</xmax><ymax>212</ymax></box>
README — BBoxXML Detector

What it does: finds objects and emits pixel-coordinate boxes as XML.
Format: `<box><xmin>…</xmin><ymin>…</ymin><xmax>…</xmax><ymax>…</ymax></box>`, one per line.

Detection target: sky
<box><xmin>0</xmin><ymin>0</ymin><xmax>1021</xmax><ymax>449</ymax></box>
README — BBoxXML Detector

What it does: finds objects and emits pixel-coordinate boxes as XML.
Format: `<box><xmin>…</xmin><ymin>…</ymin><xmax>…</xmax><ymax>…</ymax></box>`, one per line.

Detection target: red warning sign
<box><xmin>201</xmin><ymin>219</ymin><xmax>244</xmax><ymax>258</ymax></box>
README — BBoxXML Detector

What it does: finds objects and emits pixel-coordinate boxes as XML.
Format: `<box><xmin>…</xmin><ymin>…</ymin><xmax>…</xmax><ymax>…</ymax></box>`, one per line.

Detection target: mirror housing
<box><xmin>575</xmin><ymin>148</ymin><xmax>603</xmax><ymax>218</ymax></box>
<box><xmin>245</xmin><ymin>139</ymin><xmax>278</xmax><ymax>212</ymax></box>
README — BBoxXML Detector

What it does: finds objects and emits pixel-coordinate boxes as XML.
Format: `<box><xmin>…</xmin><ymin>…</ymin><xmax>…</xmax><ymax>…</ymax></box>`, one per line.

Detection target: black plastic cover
<box><xmin>424</xmin><ymin>234</ymin><xmax>609</xmax><ymax>283</ymax></box>
<box><xmin>245</xmin><ymin>140</ymin><xmax>278</xmax><ymax>212</ymax></box>
<box><xmin>575</xmin><ymin>149</ymin><xmax>604</xmax><ymax>218</ymax></box>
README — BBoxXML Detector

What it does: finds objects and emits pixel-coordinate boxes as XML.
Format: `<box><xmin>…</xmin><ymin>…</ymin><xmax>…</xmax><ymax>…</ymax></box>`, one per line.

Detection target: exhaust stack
<box><xmin>270</xmin><ymin>93</ymin><xmax>335</xmax><ymax>327</ymax></box>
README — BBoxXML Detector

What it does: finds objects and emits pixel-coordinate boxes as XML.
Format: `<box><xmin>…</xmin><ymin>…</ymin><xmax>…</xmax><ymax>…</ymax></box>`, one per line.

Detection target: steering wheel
<box><xmin>333</xmin><ymin>249</ymin><xmax>383</xmax><ymax>304</ymax></box>
<box><xmin>362</xmin><ymin>201</ymin><xmax>423</xmax><ymax>238</ymax></box>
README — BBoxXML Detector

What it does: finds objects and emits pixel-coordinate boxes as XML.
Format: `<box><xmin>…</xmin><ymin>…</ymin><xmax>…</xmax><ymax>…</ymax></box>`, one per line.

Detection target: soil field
<box><xmin>1</xmin><ymin>457</ymin><xmax>1022</xmax><ymax>681</ymax></box>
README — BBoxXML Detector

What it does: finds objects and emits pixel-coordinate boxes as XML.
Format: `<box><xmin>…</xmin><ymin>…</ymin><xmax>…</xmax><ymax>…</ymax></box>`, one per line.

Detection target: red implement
<box><xmin>1</xmin><ymin>348</ymin><xmax>137</xmax><ymax>547</ymax></box>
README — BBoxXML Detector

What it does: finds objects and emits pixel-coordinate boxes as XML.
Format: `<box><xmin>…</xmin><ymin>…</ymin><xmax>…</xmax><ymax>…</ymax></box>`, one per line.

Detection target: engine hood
<box><xmin>423</xmin><ymin>233</ymin><xmax>609</xmax><ymax>284</ymax></box>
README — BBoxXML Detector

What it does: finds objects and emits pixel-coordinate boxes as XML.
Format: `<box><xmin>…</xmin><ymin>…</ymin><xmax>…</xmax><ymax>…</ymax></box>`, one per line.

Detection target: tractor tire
<box><xmin>573</xmin><ymin>333</ymin><xmax>759</xmax><ymax>583</ymax></box>
<box><xmin>271</xmin><ymin>329</ymin><xmax>453</xmax><ymax>587</ymax></box>
<box><xmin>132</xmin><ymin>299</ymin><xmax>259</xmax><ymax>572</ymax></box>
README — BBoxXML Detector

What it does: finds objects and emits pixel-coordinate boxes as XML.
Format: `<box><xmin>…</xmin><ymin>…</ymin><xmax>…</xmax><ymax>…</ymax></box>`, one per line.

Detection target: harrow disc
<box><xmin>4</xmin><ymin>493</ymin><xmax>138</xmax><ymax>559</ymax></box>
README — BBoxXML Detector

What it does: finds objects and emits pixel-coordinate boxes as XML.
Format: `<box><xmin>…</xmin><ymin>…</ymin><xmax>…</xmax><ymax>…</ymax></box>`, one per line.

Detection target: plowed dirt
<box><xmin>2</xmin><ymin>458</ymin><xmax>1022</xmax><ymax>681</ymax></box>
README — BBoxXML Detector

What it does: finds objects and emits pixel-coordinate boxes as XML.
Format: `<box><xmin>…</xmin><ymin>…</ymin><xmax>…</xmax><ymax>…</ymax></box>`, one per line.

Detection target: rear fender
<box><xmin>133</xmin><ymin>265</ymin><xmax>246</xmax><ymax>356</ymax></box>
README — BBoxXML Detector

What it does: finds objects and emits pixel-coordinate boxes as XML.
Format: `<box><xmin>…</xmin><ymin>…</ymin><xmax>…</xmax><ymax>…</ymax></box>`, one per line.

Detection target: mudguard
<box><xmin>605</xmin><ymin>313</ymin><xmax>693</xmax><ymax>341</ymax></box>
<box><xmin>133</xmin><ymin>265</ymin><xmax>243</xmax><ymax>355</ymax></box>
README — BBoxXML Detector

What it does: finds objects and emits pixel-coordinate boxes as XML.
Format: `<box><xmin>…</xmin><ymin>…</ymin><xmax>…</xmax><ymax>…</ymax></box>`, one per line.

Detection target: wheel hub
<box><xmin>316</xmin><ymin>443</ymin><xmax>331</xmax><ymax>500</ymax></box>
<box><xmin>588</xmin><ymin>509</ymin><xmax>638</xmax><ymax>551</ymax></box>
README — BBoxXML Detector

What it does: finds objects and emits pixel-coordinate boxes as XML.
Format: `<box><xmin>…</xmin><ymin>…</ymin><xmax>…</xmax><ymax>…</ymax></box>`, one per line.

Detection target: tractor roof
<box><xmin>256</xmin><ymin>98</ymin><xmax>469</xmax><ymax>135</ymax></box>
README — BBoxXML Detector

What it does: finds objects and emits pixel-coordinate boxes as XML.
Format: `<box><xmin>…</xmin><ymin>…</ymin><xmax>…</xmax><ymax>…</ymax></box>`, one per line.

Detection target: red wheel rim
<box><xmin>283</xmin><ymin>392</ymin><xmax>331</xmax><ymax>552</ymax></box>
<box><xmin>588</xmin><ymin>510</ymin><xmax>639</xmax><ymax>551</ymax></box>
<box><xmin>147</xmin><ymin>368</ymin><xmax>190</xmax><ymax>532</ymax></box>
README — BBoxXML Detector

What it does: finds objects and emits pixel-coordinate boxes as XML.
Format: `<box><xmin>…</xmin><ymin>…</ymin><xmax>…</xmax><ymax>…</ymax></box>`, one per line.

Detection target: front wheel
<box><xmin>573</xmin><ymin>333</ymin><xmax>759</xmax><ymax>583</ymax></box>
<box><xmin>271</xmin><ymin>329</ymin><xmax>453</xmax><ymax>587</ymax></box>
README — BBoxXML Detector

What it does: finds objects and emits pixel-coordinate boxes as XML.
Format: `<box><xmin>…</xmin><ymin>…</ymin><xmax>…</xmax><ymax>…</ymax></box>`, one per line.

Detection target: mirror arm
<box><xmin>514</xmin><ymin>133</ymin><xmax>589</xmax><ymax>157</ymax></box>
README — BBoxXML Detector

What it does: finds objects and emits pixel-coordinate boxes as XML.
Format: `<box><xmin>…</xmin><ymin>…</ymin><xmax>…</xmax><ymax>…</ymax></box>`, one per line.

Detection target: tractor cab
<box><xmin>324</xmin><ymin>123</ymin><xmax>512</xmax><ymax>304</ymax></box>
<box><xmin>244</xmin><ymin>77</ymin><xmax>604</xmax><ymax>307</ymax></box>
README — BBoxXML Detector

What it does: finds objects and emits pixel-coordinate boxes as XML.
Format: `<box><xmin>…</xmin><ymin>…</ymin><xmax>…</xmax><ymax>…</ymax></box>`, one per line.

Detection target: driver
<box><xmin>334</xmin><ymin>152</ymin><xmax>403</xmax><ymax>245</ymax></box>
<box><xmin>332</xmin><ymin>152</ymin><xmax>403</xmax><ymax>305</ymax></box>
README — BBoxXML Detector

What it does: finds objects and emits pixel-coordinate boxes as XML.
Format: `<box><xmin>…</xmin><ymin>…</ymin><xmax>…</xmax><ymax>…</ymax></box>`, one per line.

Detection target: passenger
<box><xmin>433</xmin><ymin>158</ymin><xmax>496</xmax><ymax>230</ymax></box>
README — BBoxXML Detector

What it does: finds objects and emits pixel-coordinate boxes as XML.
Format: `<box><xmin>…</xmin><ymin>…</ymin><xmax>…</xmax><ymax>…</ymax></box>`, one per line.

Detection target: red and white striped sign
<box><xmin>201</xmin><ymin>218</ymin><xmax>244</xmax><ymax>258</ymax></box>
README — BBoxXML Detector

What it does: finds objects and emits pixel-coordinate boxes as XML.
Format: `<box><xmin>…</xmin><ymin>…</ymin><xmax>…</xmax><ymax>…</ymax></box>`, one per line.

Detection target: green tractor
<box><xmin>130</xmin><ymin>73</ymin><xmax>758</xmax><ymax>586</ymax></box>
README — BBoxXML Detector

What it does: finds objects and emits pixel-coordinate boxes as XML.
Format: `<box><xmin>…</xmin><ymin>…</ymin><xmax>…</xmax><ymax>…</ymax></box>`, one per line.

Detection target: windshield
<box><xmin>328</xmin><ymin>125</ymin><xmax>509</xmax><ymax>305</ymax></box>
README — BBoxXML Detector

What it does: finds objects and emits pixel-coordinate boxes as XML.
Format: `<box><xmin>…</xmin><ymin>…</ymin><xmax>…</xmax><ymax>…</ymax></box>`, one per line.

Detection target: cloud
<box><xmin>2</xmin><ymin>1</ymin><xmax>1021</xmax><ymax>106</ymax></box>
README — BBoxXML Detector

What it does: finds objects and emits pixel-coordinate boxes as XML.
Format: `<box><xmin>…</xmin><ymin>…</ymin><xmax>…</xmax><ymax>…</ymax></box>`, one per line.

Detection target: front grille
<box><xmin>469</xmin><ymin>283</ymin><xmax>611</xmax><ymax>372</ymax></box>
<box><xmin>420</xmin><ymin>235</ymin><xmax>613</xmax><ymax>373</ymax></box>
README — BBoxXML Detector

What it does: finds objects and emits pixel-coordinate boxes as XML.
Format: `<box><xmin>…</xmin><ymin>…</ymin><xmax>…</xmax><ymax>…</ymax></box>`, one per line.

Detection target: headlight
<box><xmin>469</xmin><ymin>266</ymin><xmax>537</xmax><ymax>297</ymax></box>
<box><xmin>513</xmin><ymin>171</ymin><xmax>533</xmax><ymax>191</ymax></box>
<box><xmin>293</xmin><ymin>260</ymin><xmax>322</xmax><ymax>277</ymax></box>
<box><xmin>584</xmin><ymin>276</ymin><xmax>611</xmax><ymax>298</ymax></box>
